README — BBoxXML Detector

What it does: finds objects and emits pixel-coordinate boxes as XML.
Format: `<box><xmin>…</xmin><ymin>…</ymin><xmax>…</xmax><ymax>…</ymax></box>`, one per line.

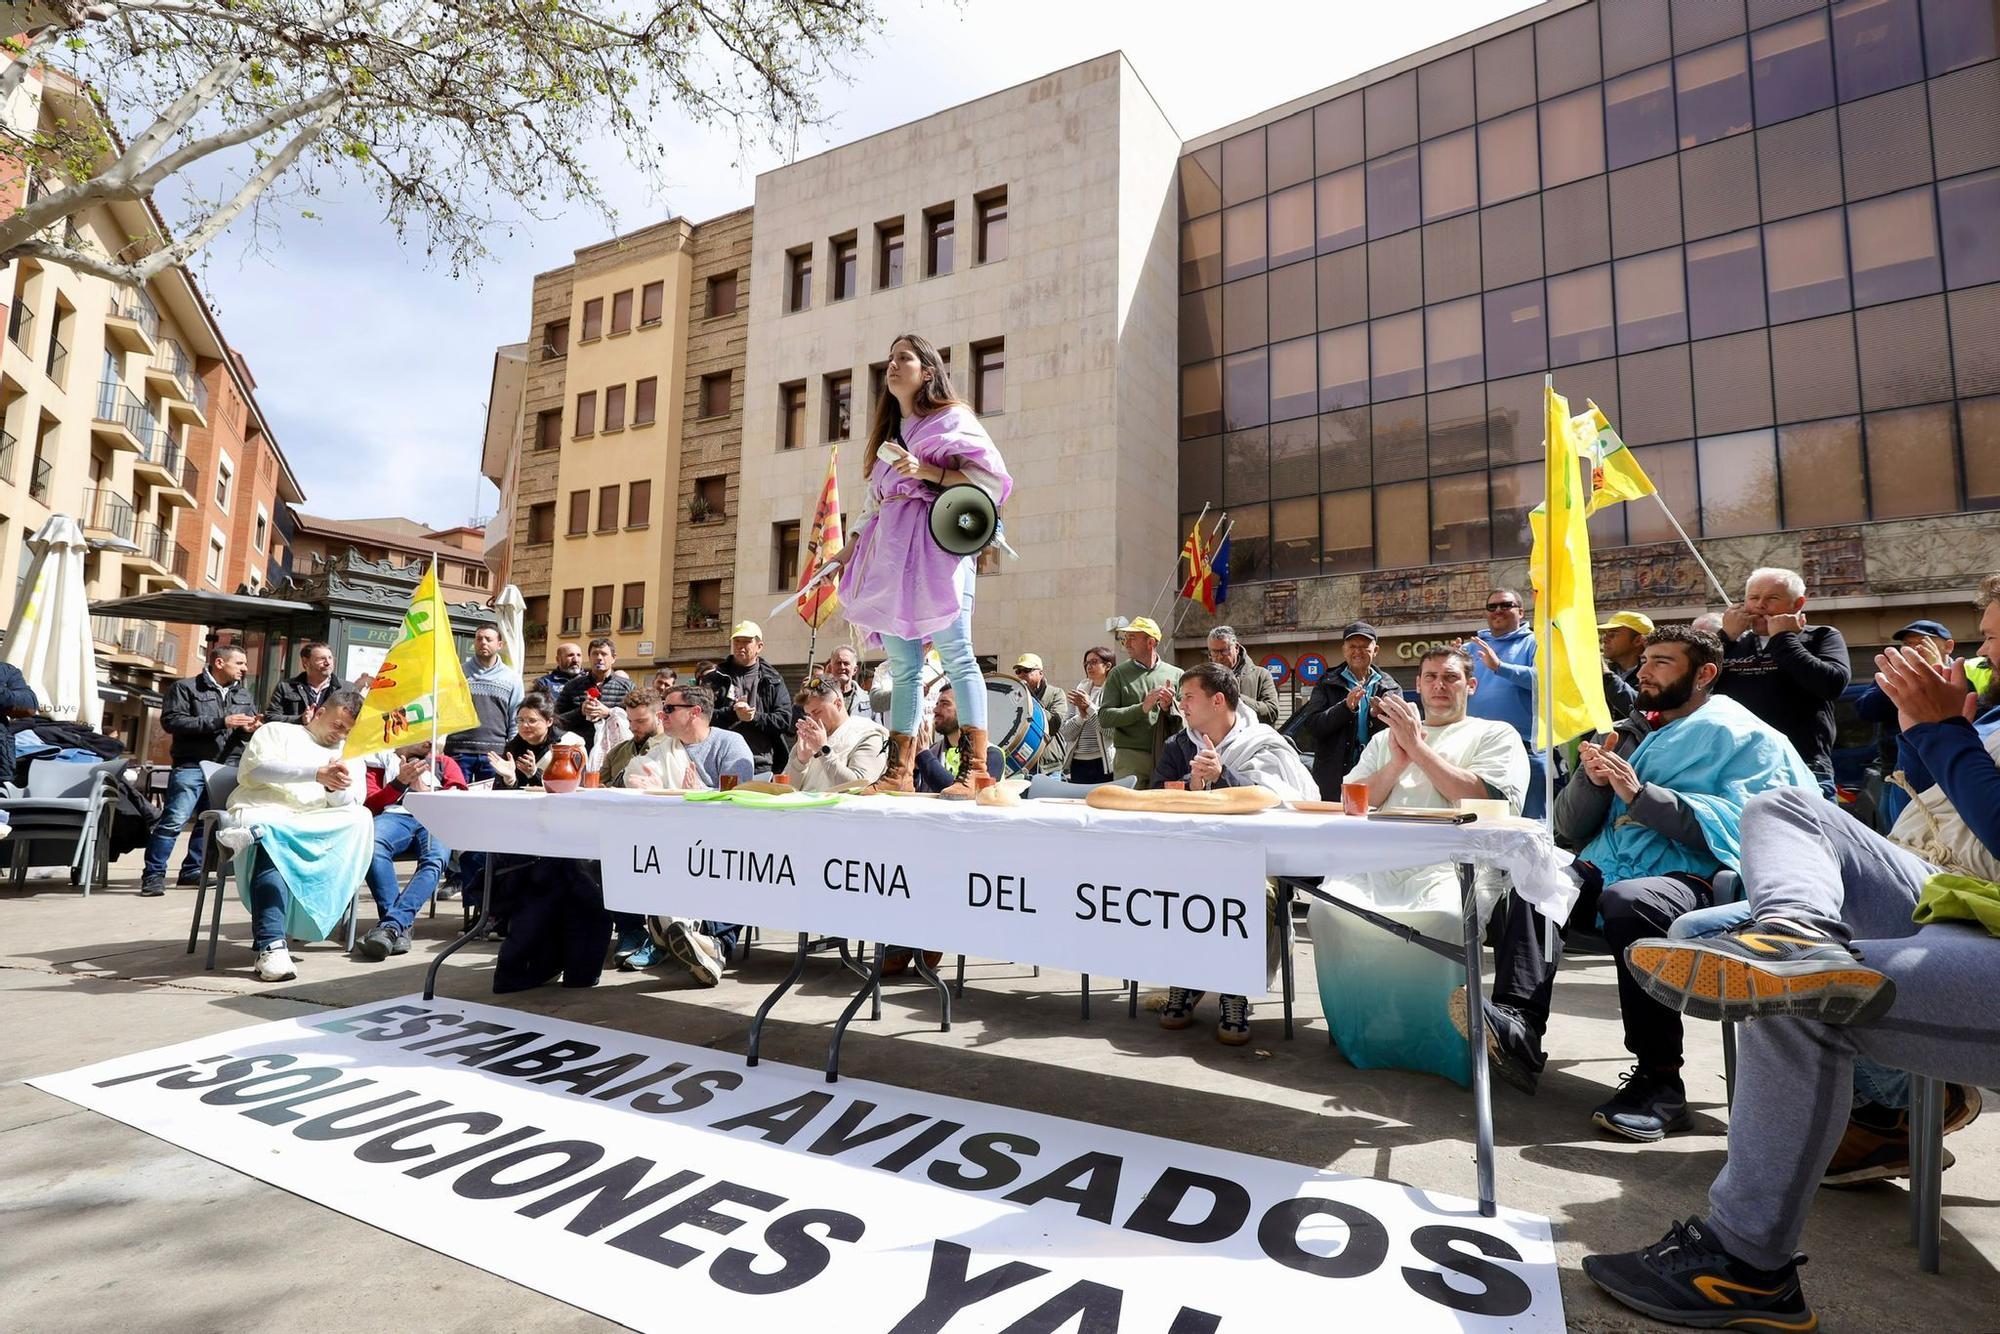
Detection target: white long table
<box><xmin>405</xmin><ymin>788</ymin><xmax>1568</xmax><ymax>1216</ymax></box>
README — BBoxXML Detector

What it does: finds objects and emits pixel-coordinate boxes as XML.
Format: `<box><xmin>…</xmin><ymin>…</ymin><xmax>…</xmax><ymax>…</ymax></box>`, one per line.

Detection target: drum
<box><xmin>984</xmin><ymin>674</ymin><xmax>1048</xmax><ymax>777</ymax></box>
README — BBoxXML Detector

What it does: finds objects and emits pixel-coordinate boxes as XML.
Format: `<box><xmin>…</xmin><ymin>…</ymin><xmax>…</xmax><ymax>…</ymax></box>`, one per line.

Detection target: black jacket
<box><xmin>265</xmin><ymin>670</ymin><xmax>344</xmax><ymax>725</ymax></box>
<box><xmin>700</xmin><ymin>657</ymin><xmax>793</xmax><ymax>774</ymax></box>
<box><xmin>1714</xmin><ymin>626</ymin><xmax>1851</xmax><ymax>782</ymax></box>
<box><xmin>0</xmin><ymin>661</ymin><xmax>39</xmax><ymax>781</ymax></box>
<box><xmin>1152</xmin><ymin>728</ymin><xmax>1258</xmax><ymax>790</ymax></box>
<box><xmin>1291</xmin><ymin>667</ymin><xmax>1400</xmax><ymax>801</ymax></box>
<box><xmin>160</xmin><ymin>671</ymin><xmax>257</xmax><ymax>766</ymax></box>
<box><xmin>555</xmin><ymin>670</ymin><xmax>633</xmax><ymax>750</ymax></box>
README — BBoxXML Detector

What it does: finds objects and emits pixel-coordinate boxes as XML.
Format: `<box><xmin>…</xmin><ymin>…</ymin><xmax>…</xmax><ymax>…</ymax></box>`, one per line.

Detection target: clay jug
<box><xmin>544</xmin><ymin>743</ymin><xmax>585</xmax><ymax>793</ymax></box>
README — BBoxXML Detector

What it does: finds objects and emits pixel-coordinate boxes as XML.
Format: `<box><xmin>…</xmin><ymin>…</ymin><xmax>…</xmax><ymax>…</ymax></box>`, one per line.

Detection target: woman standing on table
<box><xmin>825</xmin><ymin>334</ymin><xmax>1012</xmax><ymax>796</ymax></box>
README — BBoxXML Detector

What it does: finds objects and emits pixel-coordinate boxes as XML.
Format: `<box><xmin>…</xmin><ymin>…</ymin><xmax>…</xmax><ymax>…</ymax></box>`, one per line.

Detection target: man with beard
<box><xmin>1455</xmin><ymin>626</ymin><xmax>1819</xmax><ymax>1141</ymax></box>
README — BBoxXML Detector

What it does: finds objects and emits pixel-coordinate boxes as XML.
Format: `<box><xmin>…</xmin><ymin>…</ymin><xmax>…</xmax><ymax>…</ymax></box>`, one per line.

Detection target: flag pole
<box><xmin>1171</xmin><ymin>514</ymin><xmax>1235</xmax><ymax>640</ymax></box>
<box><xmin>429</xmin><ymin>554</ymin><xmax>442</xmax><ymax>780</ymax></box>
<box><xmin>1145</xmin><ymin>500</ymin><xmax>1209</xmax><ymax>622</ymax></box>
<box><xmin>1646</xmin><ymin>494</ymin><xmax>1732</xmax><ymax>607</ymax></box>
<box><xmin>1542</xmin><ymin>375</ymin><xmax>1557</xmax><ymax>830</ymax></box>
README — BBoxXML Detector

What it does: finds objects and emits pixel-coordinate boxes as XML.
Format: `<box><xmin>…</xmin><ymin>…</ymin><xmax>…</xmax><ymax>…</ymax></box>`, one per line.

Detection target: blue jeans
<box><xmin>702</xmin><ymin>920</ymin><xmax>742</xmax><ymax>957</ymax></box>
<box><xmin>247</xmin><ymin>851</ymin><xmax>291</xmax><ymax>951</ymax></box>
<box><xmin>1522</xmin><ymin>748</ymin><xmax>1547</xmax><ymax>820</ymax></box>
<box><xmin>451</xmin><ymin>751</ymin><xmax>496</xmax><ymax>785</ymax></box>
<box><xmin>368</xmin><ymin>811</ymin><xmax>446</xmax><ymax>932</ymax></box>
<box><xmin>882</xmin><ymin>577</ymin><xmax>983</xmax><ymax>734</ymax></box>
<box><xmin>143</xmin><ymin>763</ymin><xmax>210</xmax><ymax>882</ymax></box>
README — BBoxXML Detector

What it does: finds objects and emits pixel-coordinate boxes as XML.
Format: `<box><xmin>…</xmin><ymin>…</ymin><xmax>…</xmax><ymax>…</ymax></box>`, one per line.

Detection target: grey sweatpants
<box><xmin>1704</xmin><ymin>787</ymin><xmax>2000</xmax><ymax>1269</ymax></box>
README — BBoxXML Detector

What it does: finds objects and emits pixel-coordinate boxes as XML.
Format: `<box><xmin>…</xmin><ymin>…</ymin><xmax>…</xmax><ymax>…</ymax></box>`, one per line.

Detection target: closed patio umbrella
<box><xmin>5</xmin><ymin>515</ymin><xmax>101</xmax><ymax>730</ymax></box>
<box><xmin>492</xmin><ymin>583</ymin><xmax>525</xmax><ymax>673</ymax></box>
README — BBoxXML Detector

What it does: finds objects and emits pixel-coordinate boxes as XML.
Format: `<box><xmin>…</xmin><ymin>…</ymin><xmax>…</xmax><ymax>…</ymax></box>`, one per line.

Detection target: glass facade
<box><xmin>1177</xmin><ymin>0</ymin><xmax>2000</xmax><ymax>585</ymax></box>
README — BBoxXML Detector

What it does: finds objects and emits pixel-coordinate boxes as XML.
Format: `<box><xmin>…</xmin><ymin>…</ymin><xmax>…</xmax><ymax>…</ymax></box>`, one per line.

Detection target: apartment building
<box><xmin>289</xmin><ymin>512</ymin><xmax>491</xmax><ymax>603</ymax></box>
<box><xmin>1</xmin><ymin>63</ymin><xmax>307</xmax><ymax>755</ymax></box>
<box><xmin>483</xmin><ymin>210</ymin><xmax>750</xmax><ymax>677</ymax></box>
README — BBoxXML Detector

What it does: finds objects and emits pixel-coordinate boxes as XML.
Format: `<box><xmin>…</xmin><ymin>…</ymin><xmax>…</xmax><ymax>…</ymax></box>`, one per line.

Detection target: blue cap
<box><xmin>1892</xmin><ymin>619</ymin><xmax>1953</xmax><ymax>642</ymax></box>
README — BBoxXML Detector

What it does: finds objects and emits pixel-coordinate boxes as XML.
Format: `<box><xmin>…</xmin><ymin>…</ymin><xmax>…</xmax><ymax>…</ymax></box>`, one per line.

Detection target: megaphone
<box><xmin>929</xmin><ymin>483</ymin><xmax>998</xmax><ymax>556</ymax></box>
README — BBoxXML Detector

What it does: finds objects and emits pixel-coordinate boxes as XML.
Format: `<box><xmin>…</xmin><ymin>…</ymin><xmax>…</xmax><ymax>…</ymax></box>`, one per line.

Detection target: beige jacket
<box><xmin>783</xmin><ymin>715</ymin><xmax>891</xmax><ymax>791</ymax></box>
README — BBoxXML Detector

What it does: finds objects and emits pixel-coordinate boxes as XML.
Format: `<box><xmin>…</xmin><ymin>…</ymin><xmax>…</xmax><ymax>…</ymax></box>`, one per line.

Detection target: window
<box><xmin>694</xmin><ymin>475</ymin><xmax>726</xmax><ymax>521</ymax></box>
<box><xmin>640</xmin><ymin>281</ymin><xmax>664</xmax><ymax>326</ymax></box>
<box><xmin>1269</xmin><ymin>183</ymin><xmax>1313</xmax><ymax>267</ymax></box>
<box><xmin>1367</xmin><ymin>148</ymin><xmax>1420</xmax><ymax>236</ymax></box>
<box><xmin>1831</xmin><ymin>0</ymin><xmax>1923</xmax><ymax>100</ymax></box>
<box><xmin>1676</xmin><ymin>40</ymin><xmax>1752</xmax><ymax>148</ymax></box>
<box><xmin>581</xmin><ymin>297</ymin><xmax>603</xmax><ymax>340</ymax></box>
<box><xmin>1752</xmin><ymin>12</ymin><xmax>1835</xmax><ymax>126</ymax></box>
<box><xmin>597</xmin><ymin>484</ymin><xmax>619</xmax><ymax>532</ymax></box>
<box><xmin>610</xmin><ymin>289</ymin><xmax>633</xmax><ymax>335</ymax></box>
<box><xmin>877</xmin><ymin>220</ymin><xmax>905</xmax><ymax>289</ymax></box>
<box><xmin>831</xmin><ymin>235</ymin><xmax>858</xmax><ymax>301</ymax></box>
<box><xmin>1316</xmin><ymin>167</ymin><xmax>1365</xmax><ymax>252</ymax></box>
<box><xmin>461</xmin><ymin>563</ymin><xmax>491</xmax><ymax>591</ymax></box>
<box><xmin>1779</xmin><ymin>418</ymin><xmax>1867</xmax><ymax>526</ymax></box>
<box><xmin>1540</xmin><ymin>89</ymin><xmax>1605</xmax><ymax>188</ymax></box>
<box><xmin>561</xmin><ymin>588</ymin><xmax>583</xmax><ymax>636</ymax></box>
<box><xmin>977</xmin><ymin>190</ymin><xmax>1008</xmax><ymax>263</ymax></box>
<box><xmin>536</xmin><ymin>409</ymin><xmax>561</xmax><ymax>451</ymax></box>
<box><xmin>633</xmin><ymin>377</ymin><xmax>657</xmax><ymax>426</ymax></box>
<box><xmin>1866</xmin><ymin>403</ymin><xmax>1957</xmax><ymax>518</ymax></box>
<box><xmin>206</xmin><ymin>536</ymin><xmax>224</xmax><ymax>583</ymax></box>
<box><xmin>773</xmin><ymin>521</ymin><xmax>801</xmax><ymax>591</ymax></box>
<box><xmin>869</xmin><ymin>361</ymin><xmax>888</xmax><ymax>413</ymax></box>
<box><xmin>780</xmin><ymin>382</ymin><xmax>806</xmax><ymax>449</ymax></box>
<box><xmin>1421</xmin><ymin>132</ymin><xmax>1476</xmax><ymax>223</ymax></box>
<box><xmin>688</xmin><ymin>579</ymin><xmax>720</xmax><ymax>627</ymax></box>
<box><xmin>1686</xmin><ymin>230</ymin><xmax>1766</xmax><ymax>338</ymax></box>
<box><xmin>972</xmin><ymin>342</ymin><xmax>1004</xmax><ymax>415</ymax></box>
<box><xmin>701</xmin><ymin>371</ymin><xmax>731</xmax><ymax>419</ymax></box>
<box><xmin>575</xmin><ymin>390</ymin><xmax>597</xmax><ymax>436</ymax></box>
<box><xmin>1483</xmin><ymin>280</ymin><xmax>1548</xmax><ymax>377</ymax></box>
<box><xmin>1606</xmin><ymin>63</ymin><xmax>1676</xmax><ymax>169</ymax></box>
<box><xmin>620</xmin><ymin>583</ymin><xmax>645</xmax><ymax>633</ymax></box>
<box><xmin>543</xmin><ymin>320</ymin><xmax>568</xmax><ymax>359</ymax></box>
<box><xmin>627</xmin><ymin>479</ymin><xmax>651</xmax><ymax>527</ymax></box>
<box><xmin>568</xmin><ymin>490</ymin><xmax>590</xmax><ymax>536</ymax></box>
<box><xmin>1548</xmin><ymin>266</ymin><xmax>1615</xmax><ymax>365</ymax></box>
<box><xmin>1614</xmin><ymin>251</ymin><xmax>1688</xmax><ymax>353</ymax></box>
<box><xmin>1923</xmin><ymin>0</ymin><xmax>2000</xmax><ymax>74</ymax></box>
<box><xmin>925</xmin><ymin>206</ymin><xmax>954</xmax><ymax>278</ymax></box>
<box><xmin>603</xmin><ymin>383</ymin><xmax>627</xmax><ymax>432</ymax></box>
<box><xmin>524</xmin><ymin>595</ymin><xmax>549</xmax><ymax>643</ymax></box>
<box><xmin>1938</xmin><ymin>170</ymin><xmax>2000</xmax><ymax>289</ymax></box>
<box><xmin>254</xmin><ymin>509</ymin><xmax>268</xmax><ymax>552</ymax></box>
<box><xmin>528</xmin><ymin>502</ymin><xmax>555</xmax><ymax>543</ymax></box>
<box><xmin>1425</xmin><ymin>298</ymin><xmax>1483</xmax><ymax>390</ymax></box>
<box><xmin>214</xmin><ymin>456</ymin><xmax>232</xmax><ymax>511</ymax></box>
<box><xmin>590</xmin><ymin>585</ymin><xmax>613</xmax><ymax>634</ymax></box>
<box><xmin>1371</xmin><ymin>313</ymin><xmax>1424</xmax><ymax>400</ymax></box>
<box><xmin>1848</xmin><ymin>188</ymin><xmax>1941</xmax><ymax>306</ymax></box>
<box><xmin>1765</xmin><ymin>211</ymin><xmax>1850</xmax><ymax>322</ymax></box>
<box><xmin>1477</xmin><ymin>110</ymin><xmax>1539</xmax><ymax>206</ymax></box>
<box><xmin>824</xmin><ymin>372</ymin><xmax>852</xmax><ymax>440</ymax></box>
<box><xmin>706</xmin><ymin>273</ymin><xmax>738</xmax><ymax>318</ymax></box>
<box><xmin>1697</xmin><ymin>430</ymin><xmax>1780</xmax><ymax>536</ymax></box>
<box><xmin>787</xmin><ymin>248</ymin><xmax>812</xmax><ymax>312</ymax></box>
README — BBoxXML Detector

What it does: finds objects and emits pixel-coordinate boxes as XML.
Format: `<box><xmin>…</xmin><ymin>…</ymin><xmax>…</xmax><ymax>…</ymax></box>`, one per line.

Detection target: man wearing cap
<box><xmin>1011</xmin><ymin>653</ymin><xmax>1071</xmax><ymax>775</ymax></box>
<box><xmin>1292</xmin><ymin>621</ymin><xmax>1400</xmax><ymax>802</ymax></box>
<box><xmin>1466</xmin><ymin>588</ymin><xmax>1545</xmax><ymax>818</ymax></box>
<box><xmin>1858</xmin><ymin>617</ymin><xmax>1993</xmax><ymax>828</ymax></box>
<box><xmin>699</xmin><ymin>622</ymin><xmax>793</xmax><ymax>777</ymax></box>
<box><xmin>1600</xmin><ymin>611</ymin><xmax>1655</xmax><ymax>716</ymax></box>
<box><xmin>1205</xmin><ymin>626</ymin><xmax>1280</xmax><ymax>726</ymax></box>
<box><xmin>1098</xmin><ymin>617</ymin><xmax>1183</xmax><ymax>788</ymax></box>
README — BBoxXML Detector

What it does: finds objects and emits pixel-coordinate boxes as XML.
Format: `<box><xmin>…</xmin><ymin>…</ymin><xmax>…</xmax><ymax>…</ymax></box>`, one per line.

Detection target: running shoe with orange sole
<box><xmin>1624</xmin><ymin>919</ymin><xmax>1896</xmax><ymax>1025</ymax></box>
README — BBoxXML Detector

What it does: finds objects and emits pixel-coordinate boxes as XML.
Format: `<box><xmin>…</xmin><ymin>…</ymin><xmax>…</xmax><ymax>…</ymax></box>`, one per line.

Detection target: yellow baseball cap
<box><xmin>1013</xmin><ymin>653</ymin><xmax>1044</xmax><ymax>671</ymax></box>
<box><xmin>1600</xmin><ymin>611</ymin><xmax>1655</xmax><ymax>636</ymax></box>
<box><xmin>730</xmin><ymin>621</ymin><xmax>763</xmax><ymax>640</ymax></box>
<box><xmin>1123</xmin><ymin>616</ymin><xmax>1163</xmax><ymax>640</ymax></box>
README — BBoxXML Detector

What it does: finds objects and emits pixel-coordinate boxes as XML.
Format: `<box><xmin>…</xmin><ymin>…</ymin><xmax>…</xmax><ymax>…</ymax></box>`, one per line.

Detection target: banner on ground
<box><xmin>30</xmin><ymin>997</ymin><xmax>1563</xmax><ymax>1332</ymax></box>
<box><xmin>599</xmin><ymin>804</ymin><xmax>1269</xmax><ymax>996</ymax></box>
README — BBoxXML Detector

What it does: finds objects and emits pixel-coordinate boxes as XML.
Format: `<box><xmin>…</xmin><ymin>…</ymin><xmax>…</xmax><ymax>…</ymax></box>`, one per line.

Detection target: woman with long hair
<box><xmin>828</xmin><ymin>334</ymin><xmax>1011</xmax><ymax>795</ymax></box>
<box><xmin>1060</xmin><ymin>645</ymin><xmax>1118</xmax><ymax>784</ymax></box>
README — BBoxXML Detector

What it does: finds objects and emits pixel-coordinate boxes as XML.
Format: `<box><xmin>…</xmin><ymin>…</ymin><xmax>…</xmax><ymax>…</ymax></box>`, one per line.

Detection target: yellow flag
<box><xmin>1575</xmin><ymin>403</ymin><xmax>1656</xmax><ymax>515</ymax></box>
<box><xmin>1529</xmin><ymin>384</ymin><xmax>1614</xmax><ymax>749</ymax></box>
<box><xmin>343</xmin><ymin>565</ymin><xmax>481</xmax><ymax>758</ymax></box>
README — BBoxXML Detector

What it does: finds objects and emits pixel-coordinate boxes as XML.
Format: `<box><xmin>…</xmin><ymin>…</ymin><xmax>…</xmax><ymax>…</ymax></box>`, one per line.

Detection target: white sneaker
<box><xmin>254</xmin><ymin>945</ymin><xmax>297</xmax><ymax>982</ymax></box>
<box><xmin>667</xmin><ymin>920</ymin><xmax>727</xmax><ymax>988</ymax></box>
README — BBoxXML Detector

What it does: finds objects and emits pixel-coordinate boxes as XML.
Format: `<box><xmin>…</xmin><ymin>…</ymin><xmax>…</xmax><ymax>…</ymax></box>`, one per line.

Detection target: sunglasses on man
<box><xmin>1486</xmin><ymin>600</ymin><xmax>1519</xmax><ymax>611</ymax></box>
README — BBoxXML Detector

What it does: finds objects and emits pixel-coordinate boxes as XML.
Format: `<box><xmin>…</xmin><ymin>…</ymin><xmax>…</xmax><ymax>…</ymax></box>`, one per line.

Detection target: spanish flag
<box><xmin>1576</xmin><ymin>401</ymin><xmax>1656</xmax><ymax>515</ymax></box>
<box><xmin>1529</xmin><ymin>385</ymin><xmax>1615</xmax><ymax>749</ymax></box>
<box><xmin>1179</xmin><ymin>516</ymin><xmax>1219</xmax><ymax>614</ymax></box>
<box><xmin>796</xmin><ymin>444</ymin><xmax>844</xmax><ymax>628</ymax></box>
<box><xmin>343</xmin><ymin>563</ymin><xmax>480</xmax><ymax>758</ymax></box>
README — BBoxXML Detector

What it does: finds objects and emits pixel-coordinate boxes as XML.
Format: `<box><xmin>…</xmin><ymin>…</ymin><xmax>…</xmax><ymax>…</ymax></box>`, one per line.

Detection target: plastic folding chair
<box><xmin>0</xmin><ymin>757</ymin><xmax>123</xmax><ymax>894</ymax></box>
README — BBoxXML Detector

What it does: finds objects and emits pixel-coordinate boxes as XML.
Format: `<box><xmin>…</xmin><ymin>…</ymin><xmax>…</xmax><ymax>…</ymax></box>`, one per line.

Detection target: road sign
<box><xmin>1297</xmin><ymin>652</ymin><xmax>1328</xmax><ymax>684</ymax></box>
<box><xmin>1263</xmin><ymin>655</ymin><xmax>1290</xmax><ymax>684</ymax></box>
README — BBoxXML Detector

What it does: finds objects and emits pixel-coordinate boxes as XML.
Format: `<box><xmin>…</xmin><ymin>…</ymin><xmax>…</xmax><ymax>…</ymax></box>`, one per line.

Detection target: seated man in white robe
<box><xmin>1309</xmin><ymin>646</ymin><xmax>1527</xmax><ymax>1084</ymax></box>
<box><xmin>1154</xmin><ymin>662</ymin><xmax>1319</xmax><ymax>1046</ymax></box>
<box><xmin>218</xmin><ymin>688</ymin><xmax>373</xmax><ymax>981</ymax></box>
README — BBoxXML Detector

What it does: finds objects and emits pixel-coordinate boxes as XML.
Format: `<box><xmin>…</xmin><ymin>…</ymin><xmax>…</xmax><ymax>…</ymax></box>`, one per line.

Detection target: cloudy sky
<box><xmin>185</xmin><ymin>0</ymin><xmax>1534</xmax><ymax>529</ymax></box>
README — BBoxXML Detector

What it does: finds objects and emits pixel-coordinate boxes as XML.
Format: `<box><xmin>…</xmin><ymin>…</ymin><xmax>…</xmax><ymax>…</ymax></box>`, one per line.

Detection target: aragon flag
<box><xmin>796</xmin><ymin>444</ymin><xmax>844</xmax><ymax>628</ymax></box>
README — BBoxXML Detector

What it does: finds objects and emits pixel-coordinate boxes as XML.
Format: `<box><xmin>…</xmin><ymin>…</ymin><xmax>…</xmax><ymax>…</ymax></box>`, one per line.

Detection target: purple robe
<box><xmin>838</xmin><ymin>405</ymin><xmax>1012</xmax><ymax>642</ymax></box>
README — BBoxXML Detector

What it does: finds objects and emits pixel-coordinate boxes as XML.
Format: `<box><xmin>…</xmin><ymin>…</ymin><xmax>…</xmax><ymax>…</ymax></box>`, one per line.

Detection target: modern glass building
<box><xmin>1175</xmin><ymin>0</ymin><xmax>1999</xmax><ymax>599</ymax></box>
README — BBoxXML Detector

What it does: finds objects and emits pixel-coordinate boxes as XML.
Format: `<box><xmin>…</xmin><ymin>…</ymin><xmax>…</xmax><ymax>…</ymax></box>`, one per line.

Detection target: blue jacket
<box><xmin>0</xmin><ymin>661</ymin><xmax>39</xmax><ymax>781</ymax></box>
<box><xmin>1468</xmin><ymin>626</ymin><xmax>1537</xmax><ymax>748</ymax></box>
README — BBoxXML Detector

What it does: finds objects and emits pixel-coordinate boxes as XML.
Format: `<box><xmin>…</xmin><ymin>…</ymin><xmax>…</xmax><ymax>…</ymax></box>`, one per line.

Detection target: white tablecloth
<box><xmin>404</xmin><ymin>789</ymin><xmax>1572</xmax><ymax>912</ymax></box>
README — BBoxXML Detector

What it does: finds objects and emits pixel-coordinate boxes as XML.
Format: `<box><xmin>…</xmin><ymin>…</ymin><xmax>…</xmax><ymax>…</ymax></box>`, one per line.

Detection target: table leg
<box><xmin>747</xmin><ymin>932</ymin><xmax>812</xmax><ymax>1068</ymax></box>
<box><xmin>1279</xmin><ymin>879</ymin><xmax>1296</xmax><ymax>1040</ymax></box>
<box><xmin>827</xmin><ymin>943</ymin><xmax>887</xmax><ymax>1082</ymax></box>
<box><xmin>1081</xmin><ymin>972</ymin><xmax>1091</xmax><ymax>1020</ymax></box>
<box><xmin>423</xmin><ymin>857</ymin><xmax>494</xmax><ymax>1002</ymax></box>
<box><xmin>912</xmin><ymin>951</ymin><xmax>952</xmax><ymax>1032</ymax></box>
<box><xmin>1460</xmin><ymin>862</ymin><xmax>1497</xmax><ymax>1218</ymax></box>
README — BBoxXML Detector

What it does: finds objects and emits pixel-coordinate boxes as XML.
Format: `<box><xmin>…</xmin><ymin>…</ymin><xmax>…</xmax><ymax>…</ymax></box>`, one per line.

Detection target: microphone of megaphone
<box><xmin>929</xmin><ymin>483</ymin><xmax>998</xmax><ymax>556</ymax></box>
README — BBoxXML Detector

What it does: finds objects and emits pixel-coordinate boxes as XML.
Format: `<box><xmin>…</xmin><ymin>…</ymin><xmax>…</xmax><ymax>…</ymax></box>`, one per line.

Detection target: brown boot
<box><xmin>862</xmin><ymin>732</ymin><xmax>917</xmax><ymax>795</ymax></box>
<box><xmin>938</xmin><ymin>726</ymin><xmax>991</xmax><ymax>799</ymax></box>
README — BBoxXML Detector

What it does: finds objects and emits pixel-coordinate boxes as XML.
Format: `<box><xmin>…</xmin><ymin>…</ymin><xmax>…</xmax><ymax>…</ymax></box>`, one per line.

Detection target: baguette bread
<box><xmin>1084</xmin><ymin>784</ymin><xmax>1283</xmax><ymax>815</ymax></box>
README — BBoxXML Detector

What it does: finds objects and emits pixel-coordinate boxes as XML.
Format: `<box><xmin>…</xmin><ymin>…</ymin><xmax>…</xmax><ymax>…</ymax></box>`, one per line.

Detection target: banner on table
<box><xmin>30</xmin><ymin>997</ymin><xmax>1563</xmax><ymax>1332</ymax></box>
<box><xmin>599</xmin><ymin>804</ymin><xmax>1269</xmax><ymax>996</ymax></box>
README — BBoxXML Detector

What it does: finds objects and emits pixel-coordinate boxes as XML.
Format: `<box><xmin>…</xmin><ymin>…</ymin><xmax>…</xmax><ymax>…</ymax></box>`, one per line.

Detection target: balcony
<box><xmin>149</xmin><ymin>338</ymin><xmax>209</xmax><ymax>427</ymax></box>
<box><xmin>0</xmin><ymin>427</ymin><xmax>13</xmax><ymax>482</ymax></box>
<box><xmin>91</xmin><ymin>379</ymin><xmax>146</xmax><ymax>452</ymax></box>
<box><xmin>180</xmin><ymin>456</ymin><xmax>200</xmax><ymax>504</ymax></box>
<box><xmin>81</xmin><ymin>486</ymin><xmax>136</xmax><ymax>542</ymax></box>
<box><xmin>28</xmin><ymin>454</ymin><xmax>51</xmax><ymax>505</ymax></box>
<box><xmin>132</xmin><ymin>429</ymin><xmax>185</xmax><ymax>493</ymax></box>
<box><xmin>90</xmin><ymin>615</ymin><xmax>175</xmax><ymax>668</ymax></box>
<box><xmin>44</xmin><ymin>333</ymin><xmax>67</xmax><ymax>388</ymax></box>
<box><xmin>171</xmin><ymin>543</ymin><xmax>191</xmax><ymax>582</ymax></box>
<box><xmin>6</xmin><ymin>302</ymin><xmax>34</xmax><ymax>358</ymax></box>
<box><xmin>103</xmin><ymin>287</ymin><xmax>159</xmax><ymax>355</ymax></box>
<box><xmin>130</xmin><ymin>519</ymin><xmax>174</xmax><ymax>577</ymax></box>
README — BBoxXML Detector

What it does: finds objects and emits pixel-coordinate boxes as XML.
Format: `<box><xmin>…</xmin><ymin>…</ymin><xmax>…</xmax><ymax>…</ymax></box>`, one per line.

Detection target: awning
<box><xmin>86</xmin><ymin>589</ymin><xmax>316</xmax><ymax>627</ymax></box>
